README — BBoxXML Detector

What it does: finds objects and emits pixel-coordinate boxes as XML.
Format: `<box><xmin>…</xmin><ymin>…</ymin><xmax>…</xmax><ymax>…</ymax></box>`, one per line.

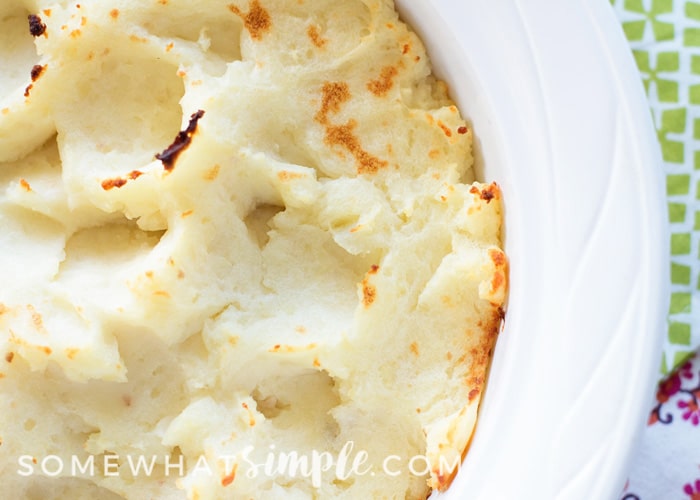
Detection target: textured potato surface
<box><xmin>0</xmin><ymin>1</ymin><xmax>506</xmax><ymax>498</ymax></box>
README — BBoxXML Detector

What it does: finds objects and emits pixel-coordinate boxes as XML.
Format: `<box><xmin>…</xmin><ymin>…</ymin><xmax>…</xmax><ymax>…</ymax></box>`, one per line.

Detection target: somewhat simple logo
<box><xmin>16</xmin><ymin>441</ymin><xmax>460</xmax><ymax>485</ymax></box>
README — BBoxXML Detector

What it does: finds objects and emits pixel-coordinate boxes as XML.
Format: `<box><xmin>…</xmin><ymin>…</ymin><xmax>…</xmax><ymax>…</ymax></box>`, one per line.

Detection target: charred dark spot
<box><xmin>28</xmin><ymin>14</ymin><xmax>46</xmax><ymax>37</ymax></box>
<box><xmin>481</xmin><ymin>188</ymin><xmax>495</xmax><ymax>203</ymax></box>
<box><xmin>30</xmin><ymin>64</ymin><xmax>45</xmax><ymax>82</ymax></box>
<box><xmin>156</xmin><ymin>110</ymin><xmax>205</xmax><ymax>171</ymax></box>
<box><xmin>457</xmin><ymin>126</ymin><xmax>468</xmax><ymax>135</ymax></box>
<box><xmin>497</xmin><ymin>306</ymin><xmax>506</xmax><ymax>321</ymax></box>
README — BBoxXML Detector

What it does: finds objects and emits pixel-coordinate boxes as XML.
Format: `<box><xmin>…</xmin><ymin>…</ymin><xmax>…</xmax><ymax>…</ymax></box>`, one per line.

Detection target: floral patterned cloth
<box><xmin>608</xmin><ymin>0</ymin><xmax>700</xmax><ymax>498</ymax></box>
<box><xmin>622</xmin><ymin>354</ymin><xmax>700</xmax><ymax>499</ymax></box>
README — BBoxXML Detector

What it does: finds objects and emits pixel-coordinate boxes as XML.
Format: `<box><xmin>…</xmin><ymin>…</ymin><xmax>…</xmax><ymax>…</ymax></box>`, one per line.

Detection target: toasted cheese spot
<box><xmin>165</xmin><ymin>42</ymin><xmax>174</xmax><ymax>51</ymax></box>
<box><xmin>440</xmin><ymin>295</ymin><xmax>454</xmax><ymax>307</ymax></box>
<box><xmin>153</xmin><ymin>290</ymin><xmax>171</xmax><ymax>298</ymax></box>
<box><xmin>70</xmin><ymin>29</ymin><xmax>82</xmax><ymax>38</ymax></box>
<box><xmin>269</xmin><ymin>343</ymin><xmax>317</xmax><ymax>353</ymax></box>
<box><xmin>204</xmin><ymin>164</ymin><xmax>220</xmax><ymax>180</ymax></box>
<box><xmin>129</xmin><ymin>34</ymin><xmax>148</xmax><ymax>43</ymax></box>
<box><xmin>23</xmin><ymin>65</ymin><xmax>45</xmax><ymax>98</ymax></box>
<box><xmin>222</xmin><ymin>464</ymin><xmax>238</xmax><ymax>486</ymax></box>
<box><xmin>437</xmin><ymin>120</ymin><xmax>452</xmax><ymax>138</ymax></box>
<box><xmin>101</xmin><ymin>170</ymin><xmax>143</xmax><ymax>190</ymax></box>
<box><xmin>490</xmin><ymin>271</ymin><xmax>505</xmax><ymax>298</ymax></box>
<box><xmin>181</xmin><ymin>209</ymin><xmax>194</xmax><ymax>218</ymax></box>
<box><xmin>362</xmin><ymin>282</ymin><xmax>376</xmax><ymax>306</ymax></box>
<box><xmin>1</xmin><ymin>108</ymin><xmax>9</xmax><ymax>115</ymax></box>
<box><xmin>470</xmin><ymin>182</ymin><xmax>500</xmax><ymax>203</ymax></box>
<box><xmin>4</xmin><ymin>352</ymin><xmax>14</xmax><ymax>363</ymax></box>
<box><xmin>360</xmin><ymin>270</ymin><xmax>377</xmax><ymax>307</ymax></box>
<box><xmin>277</xmin><ymin>170</ymin><xmax>303</xmax><ymax>181</ymax></box>
<box><xmin>315</xmin><ymin>81</ymin><xmax>351</xmax><ymax>123</ymax></box>
<box><xmin>109</xmin><ymin>9</ymin><xmax>119</xmax><ymax>19</ymax></box>
<box><xmin>42</xmin><ymin>9</ymin><xmax>52</xmax><ymax>16</ymax></box>
<box><xmin>367</xmin><ymin>65</ymin><xmax>398</xmax><ymax>97</ymax></box>
<box><xmin>27</xmin><ymin>306</ymin><xmax>44</xmax><ymax>332</ymax></box>
<box><xmin>307</xmin><ymin>25</ymin><xmax>326</xmax><ymax>48</ymax></box>
<box><xmin>241</xmin><ymin>402</ymin><xmax>255</xmax><ymax>426</ymax></box>
<box><xmin>489</xmin><ymin>248</ymin><xmax>506</xmax><ymax>267</ymax></box>
<box><xmin>481</xmin><ymin>184</ymin><xmax>498</xmax><ymax>202</ymax></box>
<box><xmin>402</xmin><ymin>43</ymin><xmax>410</xmax><ymax>54</ymax></box>
<box><xmin>19</xmin><ymin>179</ymin><xmax>31</xmax><ymax>192</ymax></box>
<box><xmin>410</xmin><ymin>342</ymin><xmax>419</xmax><ymax>356</ymax></box>
<box><xmin>467</xmin><ymin>375</ymin><xmax>484</xmax><ymax>390</ymax></box>
<box><xmin>228</xmin><ymin>1</ymin><xmax>271</xmax><ymax>41</ymax></box>
<box><xmin>325</xmin><ymin>121</ymin><xmax>388</xmax><ymax>175</ymax></box>
<box><xmin>313</xmin><ymin>357</ymin><xmax>321</xmax><ymax>367</ymax></box>
<box><xmin>65</xmin><ymin>348</ymin><xmax>79</xmax><ymax>360</ymax></box>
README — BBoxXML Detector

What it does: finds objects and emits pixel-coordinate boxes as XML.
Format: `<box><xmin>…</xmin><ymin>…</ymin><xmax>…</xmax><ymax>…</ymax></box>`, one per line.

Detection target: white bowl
<box><xmin>395</xmin><ymin>1</ymin><xmax>669</xmax><ymax>499</ymax></box>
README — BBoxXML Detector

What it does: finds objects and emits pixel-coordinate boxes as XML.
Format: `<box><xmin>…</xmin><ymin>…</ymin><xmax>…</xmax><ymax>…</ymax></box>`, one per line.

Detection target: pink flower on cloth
<box><xmin>678</xmin><ymin>398</ymin><xmax>700</xmax><ymax>425</ymax></box>
<box><xmin>680</xmin><ymin>360</ymin><xmax>696</xmax><ymax>380</ymax></box>
<box><xmin>683</xmin><ymin>479</ymin><xmax>700</xmax><ymax>500</ymax></box>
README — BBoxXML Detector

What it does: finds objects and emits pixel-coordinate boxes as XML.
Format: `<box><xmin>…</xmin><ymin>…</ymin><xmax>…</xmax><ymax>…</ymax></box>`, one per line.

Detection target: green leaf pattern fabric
<box><xmin>611</xmin><ymin>0</ymin><xmax>700</xmax><ymax>374</ymax></box>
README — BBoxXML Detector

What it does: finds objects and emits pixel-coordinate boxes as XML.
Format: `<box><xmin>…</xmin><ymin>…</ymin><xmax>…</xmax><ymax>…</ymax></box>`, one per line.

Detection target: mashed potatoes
<box><xmin>0</xmin><ymin>0</ymin><xmax>506</xmax><ymax>498</ymax></box>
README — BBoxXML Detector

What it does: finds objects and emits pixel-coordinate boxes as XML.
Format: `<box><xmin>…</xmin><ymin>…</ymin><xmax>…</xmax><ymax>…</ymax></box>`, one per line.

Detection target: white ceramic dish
<box><xmin>395</xmin><ymin>1</ymin><xmax>669</xmax><ymax>499</ymax></box>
